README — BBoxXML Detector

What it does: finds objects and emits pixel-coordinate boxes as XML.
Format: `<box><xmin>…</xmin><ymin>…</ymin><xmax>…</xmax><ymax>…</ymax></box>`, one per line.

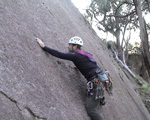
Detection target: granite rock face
<box><xmin>0</xmin><ymin>0</ymin><xmax>150</xmax><ymax>120</ymax></box>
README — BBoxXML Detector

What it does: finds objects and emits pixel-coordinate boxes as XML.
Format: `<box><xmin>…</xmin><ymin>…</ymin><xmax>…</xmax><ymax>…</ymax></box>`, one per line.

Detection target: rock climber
<box><xmin>36</xmin><ymin>36</ymin><xmax>111</xmax><ymax>120</ymax></box>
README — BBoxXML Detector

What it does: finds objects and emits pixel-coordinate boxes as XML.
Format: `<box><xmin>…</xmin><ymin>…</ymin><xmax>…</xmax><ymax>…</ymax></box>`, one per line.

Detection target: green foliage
<box><xmin>85</xmin><ymin>0</ymin><xmax>150</xmax><ymax>62</ymax></box>
<box><xmin>134</xmin><ymin>75</ymin><xmax>141</xmax><ymax>81</ymax></box>
<box><xmin>135</xmin><ymin>74</ymin><xmax>145</xmax><ymax>81</ymax></box>
<box><xmin>135</xmin><ymin>75</ymin><xmax>149</xmax><ymax>93</ymax></box>
<box><xmin>140</xmin><ymin>94</ymin><xmax>145</xmax><ymax>99</ymax></box>
<box><xmin>139</xmin><ymin>86</ymin><xmax>149</xmax><ymax>93</ymax></box>
<box><xmin>85</xmin><ymin>0</ymin><xmax>149</xmax><ymax>42</ymax></box>
<box><xmin>94</xmin><ymin>0</ymin><xmax>111</xmax><ymax>12</ymax></box>
<box><xmin>85</xmin><ymin>0</ymin><xmax>138</xmax><ymax>45</ymax></box>
<box><xmin>102</xmin><ymin>38</ymin><xmax>107</xmax><ymax>45</ymax></box>
<box><xmin>128</xmin><ymin>42</ymin><xmax>142</xmax><ymax>54</ymax></box>
<box><xmin>128</xmin><ymin>43</ymin><xmax>133</xmax><ymax>51</ymax></box>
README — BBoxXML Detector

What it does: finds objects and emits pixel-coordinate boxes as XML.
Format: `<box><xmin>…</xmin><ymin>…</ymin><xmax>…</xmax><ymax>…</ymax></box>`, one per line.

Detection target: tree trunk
<box><xmin>133</xmin><ymin>0</ymin><xmax>150</xmax><ymax>79</ymax></box>
<box><xmin>124</xmin><ymin>32</ymin><xmax>131</xmax><ymax>63</ymax></box>
<box><xmin>116</xmin><ymin>28</ymin><xmax>123</xmax><ymax>61</ymax></box>
<box><xmin>111</xmin><ymin>46</ymin><xmax>144</xmax><ymax>85</ymax></box>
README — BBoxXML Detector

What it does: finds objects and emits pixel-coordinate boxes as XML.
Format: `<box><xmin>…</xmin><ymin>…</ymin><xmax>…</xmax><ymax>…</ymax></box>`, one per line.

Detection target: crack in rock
<box><xmin>119</xmin><ymin>73</ymin><xmax>124</xmax><ymax>82</ymax></box>
<box><xmin>0</xmin><ymin>91</ymin><xmax>47</xmax><ymax>120</ymax></box>
<box><xmin>0</xmin><ymin>90</ymin><xmax>21</xmax><ymax>110</ymax></box>
<box><xmin>25</xmin><ymin>106</ymin><xmax>47</xmax><ymax>120</ymax></box>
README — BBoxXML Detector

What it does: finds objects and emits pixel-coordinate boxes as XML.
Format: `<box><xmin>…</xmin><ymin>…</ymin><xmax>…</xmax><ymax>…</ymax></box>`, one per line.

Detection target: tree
<box><xmin>133</xmin><ymin>0</ymin><xmax>150</xmax><ymax>81</ymax></box>
<box><xmin>85</xmin><ymin>0</ymin><xmax>150</xmax><ymax>79</ymax></box>
<box><xmin>85</xmin><ymin>0</ymin><xmax>138</xmax><ymax>60</ymax></box>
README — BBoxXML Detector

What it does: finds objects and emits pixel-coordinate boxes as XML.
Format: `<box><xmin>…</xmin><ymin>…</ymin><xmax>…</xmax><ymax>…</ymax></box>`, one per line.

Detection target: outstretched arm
<box><xmin>36</xmin><ymin>38</ymin><xmax>75</xmax><ymax>61</ymax></box>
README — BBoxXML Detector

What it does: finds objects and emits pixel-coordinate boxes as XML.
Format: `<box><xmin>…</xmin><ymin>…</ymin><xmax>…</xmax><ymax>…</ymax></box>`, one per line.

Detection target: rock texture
<box><xmin>0</xmin><ymin>0</ymin><xmax>150</xmax><ymax>120</ymax></box>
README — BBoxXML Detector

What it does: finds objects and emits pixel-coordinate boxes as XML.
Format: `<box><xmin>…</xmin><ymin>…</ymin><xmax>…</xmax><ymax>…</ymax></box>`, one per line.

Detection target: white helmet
<box><xmin>69</xmin><ymin>36</ymin><xmax>83</xmax><ymax>46</ymax></box>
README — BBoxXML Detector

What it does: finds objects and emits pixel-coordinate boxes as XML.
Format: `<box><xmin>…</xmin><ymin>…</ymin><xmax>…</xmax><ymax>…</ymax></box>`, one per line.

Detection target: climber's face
<box><xmin>68</xmin><ymin>44</ymin><xmax>77</xmax><ymax>52</ymax></box>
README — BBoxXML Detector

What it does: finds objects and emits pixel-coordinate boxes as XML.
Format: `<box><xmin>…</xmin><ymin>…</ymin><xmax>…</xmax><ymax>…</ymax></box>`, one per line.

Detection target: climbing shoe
<box><xmin>100</xmin><ymin>97</ymin><xmax>105</xmax><ymax>105</ymax></box>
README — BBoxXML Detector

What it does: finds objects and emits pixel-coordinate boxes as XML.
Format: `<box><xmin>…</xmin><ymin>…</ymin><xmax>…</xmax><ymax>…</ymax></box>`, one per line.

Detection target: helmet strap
<box><xmin>71</xmin><ymin>44</ymin><xmax>78</xmax><ymax>52</ymax></box>
<box><xmin>71</xmin><ymin>45</ymin><xmax>74</xmax><ymax>52</ymax></box>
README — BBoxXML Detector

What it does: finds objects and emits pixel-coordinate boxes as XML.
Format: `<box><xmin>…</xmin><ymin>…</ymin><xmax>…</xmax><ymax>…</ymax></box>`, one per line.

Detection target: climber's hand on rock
<box><xmin>36</xmin><ymin>38</ymin><xmax>45</xmax><ymax>48</ymax></box>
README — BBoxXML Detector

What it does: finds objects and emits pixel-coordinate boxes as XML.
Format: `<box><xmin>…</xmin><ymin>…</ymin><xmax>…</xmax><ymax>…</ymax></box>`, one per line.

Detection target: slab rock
<box><xmin>0</xmin><ymin>0</ymin><xmax>150</xmax><ymax>120</ymax></box>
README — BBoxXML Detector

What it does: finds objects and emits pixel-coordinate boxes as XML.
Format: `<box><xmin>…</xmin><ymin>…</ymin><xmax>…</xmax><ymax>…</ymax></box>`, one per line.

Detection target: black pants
<box><xmin>85</xmin><ymin>93</ymin><xmax>103</xmax><ymax>120</ymax></box>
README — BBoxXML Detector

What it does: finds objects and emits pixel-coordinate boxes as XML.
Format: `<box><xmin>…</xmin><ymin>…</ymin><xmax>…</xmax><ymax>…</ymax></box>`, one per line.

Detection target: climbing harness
<box><xmin>87</xmin><ymin>70</ymin><xmax>113</xmax><ymax>102</ymax></box>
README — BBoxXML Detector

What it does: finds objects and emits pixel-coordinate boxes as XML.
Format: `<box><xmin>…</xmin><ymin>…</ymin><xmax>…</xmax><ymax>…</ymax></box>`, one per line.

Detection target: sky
<box><xmin>71</xmin><ymin>0</ymin><xmax>150</xmax><ymax>45</ymax></box>
<box><xmin>71</xmin><ymin>0</ymin><xmax>91</xmax><ymax>13</ymax></box>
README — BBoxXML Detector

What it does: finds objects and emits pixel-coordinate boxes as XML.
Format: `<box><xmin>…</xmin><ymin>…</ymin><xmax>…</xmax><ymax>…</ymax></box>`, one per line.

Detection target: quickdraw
<box><xmin>87</xmin><ymin>81</ymin><xmax>94</xmax><ymax>96</ymax></box>
<box><xmin>105</xmin><ymin>80</ymin><xmax>113</xmax><ymax>95</ymax></box>
<box><xmin>87</xmin><ymin>78</ymin><xmax>104</xmax><ymax>100</ymax></box>
<box><xmin>95</xmin><ymin>81</ymin><xmax>104</xmax><ymax>100</ymax></box>
<box><xmin>105</xmin><ymin>71</ymin><xmax>113</xmax><ymax>96</ymax></box>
